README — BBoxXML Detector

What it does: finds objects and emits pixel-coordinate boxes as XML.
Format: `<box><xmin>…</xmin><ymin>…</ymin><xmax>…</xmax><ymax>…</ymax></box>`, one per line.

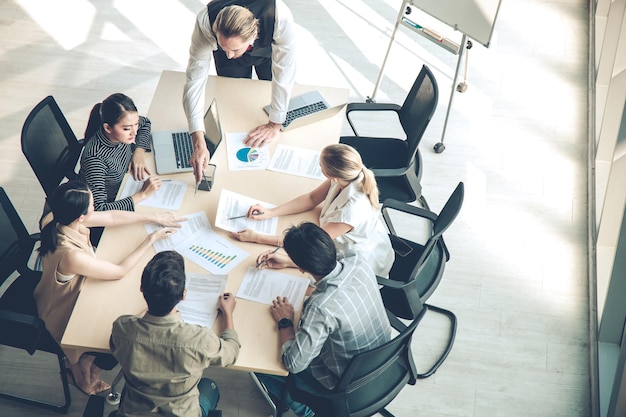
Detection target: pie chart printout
<box><xmin>237</xmin><ymin>147</ymin><xmax>259</xmax><ymax>163</ymax></box>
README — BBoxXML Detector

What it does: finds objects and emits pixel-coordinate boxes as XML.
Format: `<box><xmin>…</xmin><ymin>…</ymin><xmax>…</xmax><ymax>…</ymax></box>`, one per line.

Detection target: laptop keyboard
<box><xmin>282</xmin><ymin>101</ymin><xmax>328</xmax><ymax>128</ymax></box>
<box><xmin>172</xmin><ymin>132</ymin><xmax>193</xmax><ymax>168</ymax></box>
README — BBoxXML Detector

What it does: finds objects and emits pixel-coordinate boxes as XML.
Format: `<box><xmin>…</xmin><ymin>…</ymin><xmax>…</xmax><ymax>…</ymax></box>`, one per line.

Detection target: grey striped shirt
<box><xmin>79</xmin><ymin>116</ymin><xmax>151</xmax><ymax>211</ymax></box>
<box><xmin>281</xmin><ymin>255</ymin><xmax>392</xmax><ymax>389</ymax></box>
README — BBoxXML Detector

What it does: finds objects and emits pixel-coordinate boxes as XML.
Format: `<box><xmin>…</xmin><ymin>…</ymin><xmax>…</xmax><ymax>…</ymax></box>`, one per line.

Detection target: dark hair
<box><xmin>283</xmin><ymin>222</ymin><xmax>337</xmax><ymax>277</ymax></box>
<box><xmin>39</xmin><ymin>180</ymin><xmax>91</xmax><ymax>257</ymax></box>
<box><xmin>141</xmin><ymin>251</ymin><xmax>186</xmax><ymax>316</ymax></box>
<box><xmin>84</xmin><ymin>93</ymin><xmax>138</xmax><ymax>140</ymax></box>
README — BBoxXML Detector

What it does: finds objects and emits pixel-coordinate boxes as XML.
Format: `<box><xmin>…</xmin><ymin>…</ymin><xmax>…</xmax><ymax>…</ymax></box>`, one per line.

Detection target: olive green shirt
<box><xmin>110</xmin><ymin>311</ymin><xmax>240</xmax><ymax>417</ymax></box>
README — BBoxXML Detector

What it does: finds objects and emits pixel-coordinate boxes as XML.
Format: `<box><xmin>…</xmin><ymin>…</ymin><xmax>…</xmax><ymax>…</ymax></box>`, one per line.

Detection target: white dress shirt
<box><xmin>183</xmin><ymin>0</ymin><xmax>297</xmax><ymax>133</ymax></box>
<box><xmin>319</xmin><ymin>174</ymin><xmax>395</xmax><ymax>277</ymax></box>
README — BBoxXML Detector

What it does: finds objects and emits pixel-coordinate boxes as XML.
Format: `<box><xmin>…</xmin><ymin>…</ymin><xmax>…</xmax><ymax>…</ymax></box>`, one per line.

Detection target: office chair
<box><xmin>283</xmin><ymin>302</ymin><xmax>426</xmax><ymax>417</ymax></box>
<box><xmin>377</xmin><ymin>181</ymin><xmax>464</xmax><ymax>378</ymax></box>
<box><xmin>21</xmin><ymin>95</ymin><xmax>84</xmax><ymax>198</ymax></box>
<box><xmin>340</xmin><ymin>64</ymin><xmax>438</xmax><ymax>204</ymax></box>
<box><xmin>0</xmin><ymin>187</ymin><xmax>72</xmax><ymax>413</ymax></box>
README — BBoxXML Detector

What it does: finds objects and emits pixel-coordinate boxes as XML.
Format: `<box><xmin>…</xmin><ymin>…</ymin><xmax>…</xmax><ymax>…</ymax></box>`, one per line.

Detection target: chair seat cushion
<box><xmin>340</xmin><ymin>136</ymin><xmax>411</xmax><ymax>169</ymax></box>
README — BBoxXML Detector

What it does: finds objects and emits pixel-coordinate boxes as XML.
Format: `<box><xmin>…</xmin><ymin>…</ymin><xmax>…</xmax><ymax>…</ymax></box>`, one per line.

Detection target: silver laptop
<box><xmin>152</xmin><ymin>98</ymin><xmax>223</xmax><ymax>175</ymax></box>
<box><xmin>264</xmin><ymin>91</ymin><xmax>343</xmax><ymax>131</ymax></box>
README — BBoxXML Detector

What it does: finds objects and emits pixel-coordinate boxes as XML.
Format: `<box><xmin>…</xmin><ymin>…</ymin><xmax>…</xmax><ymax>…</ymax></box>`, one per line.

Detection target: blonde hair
<box><xmin>320</xmin><ymin>144</ymin><xmax>380</xmax><ymax>209</ymax></box>
<box><xmin>213</xmin><ymin>5</ymin><xmax>258</xmax><ymax>40</ymax></box>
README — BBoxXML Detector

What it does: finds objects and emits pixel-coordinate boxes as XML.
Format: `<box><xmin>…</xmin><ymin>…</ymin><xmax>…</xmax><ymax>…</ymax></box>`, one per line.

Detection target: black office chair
<box><xmin>377</xmin><ymin>181</ymin><xmax>464</xmax><ymax>378</ymax></box>
<box><xmin>0</xmin><ymin>187</ymin><xmax>72</xmax><ymax>413</ymax></box>
<box><xmin>21</xmin><ymin>95</ymin><xmax>84</xmax><ymax>198</ymax></box>
<box><xmin>340</xmin><ymin>64</ymin><xmax>438</xmax><ymax>204</ymax></box>
<box><xmin>284</xmin><ymin>302</ymin><xmax>426</xmax><ymax>417</ymax></box>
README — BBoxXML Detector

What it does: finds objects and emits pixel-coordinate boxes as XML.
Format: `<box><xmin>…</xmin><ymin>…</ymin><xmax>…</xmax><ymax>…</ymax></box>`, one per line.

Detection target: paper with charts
<box><xmin>267</xmin><ymin>145</ymin><xmax>325</xmax><ymax>181</ymax></box>
<box><xmin>177</xmin><ymin>226</ymin><xmax>249</xmax><ymax>274</ymax></box>
<box><xmin>226</xmin><ymin>132</ymin><xmax>271</xmax><ymax>171</ymax></box>
<box><xmin>145</xmin><ymin>211</ymin><xmax>211</xmax><ymax>253</ymax></box>
<box><xmin>215</xmin><ymin>189</ymin><xmax>278</xmax><ymax>235</ymax></box>
<box><xmin>119</xmin><ymin>177</ymin><xmax>186</xmax><ymax>210</ymax></box>
<box><xmin>237</xmin><ymin>267</ymin><xmax>309</xmax><ymax>310</ymax></box>
<box><xmin>178</xmin><ymin>273</ymin><xmax>227</xmax><ymax>328</ymax></box>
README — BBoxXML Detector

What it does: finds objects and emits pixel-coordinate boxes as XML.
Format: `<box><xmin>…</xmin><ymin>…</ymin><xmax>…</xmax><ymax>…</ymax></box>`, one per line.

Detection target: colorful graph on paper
<box><xmin>178</xmin><ymin>227</ymin><xmax>249</xmax><ymax>274</ymax></box>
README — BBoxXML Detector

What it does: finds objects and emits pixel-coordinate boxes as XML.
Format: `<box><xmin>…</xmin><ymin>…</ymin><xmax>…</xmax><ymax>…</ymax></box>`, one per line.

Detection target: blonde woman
<box><xmin>230</xmin><ymin>144</ymin><xmax>394</xmax><ymax>277</ymax></box>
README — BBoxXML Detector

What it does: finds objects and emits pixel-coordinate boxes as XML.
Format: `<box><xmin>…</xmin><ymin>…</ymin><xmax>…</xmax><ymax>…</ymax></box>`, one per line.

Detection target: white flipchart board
<box><xmin>408</xmin><ymin>0</ymin><xmax>502</xmax><ymax>47</ymax></box>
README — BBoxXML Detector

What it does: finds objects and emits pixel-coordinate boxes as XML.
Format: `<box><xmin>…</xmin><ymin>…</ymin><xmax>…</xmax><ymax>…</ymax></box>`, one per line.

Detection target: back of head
<box><xmin>321</xmin><ymin>143</ymin><xmax>380</xmax><ymax>209</ymax></box>
<box><xmin>141</xmin><ymin>251</ymin><xmax>186</xmax><ymax>316</ymax></box>
<box><xmin>283</xmin><ymin>222</ymin><xmax>336</xmax><ymax>277</ymax></box>
<box><xmin>213</xmin><ymin>5</ymin><xmax>258</xmax><ymax>40</ymax></box>
<box><xmin>84</xmin><ymin>93</ymin><xmax>137</xmax><ymax>140</ymax></box>
<box><xmin>39</xmin><ymin>180</ymin><xmax>91</xmax><ymax>256</ymax></box>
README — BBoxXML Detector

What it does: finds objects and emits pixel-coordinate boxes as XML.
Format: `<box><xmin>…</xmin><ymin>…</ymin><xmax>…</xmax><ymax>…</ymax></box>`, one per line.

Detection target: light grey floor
<box><xmin>0</xmin><ymin>0</ymin><xmax>591</xmax><ymax>416</ymax></box>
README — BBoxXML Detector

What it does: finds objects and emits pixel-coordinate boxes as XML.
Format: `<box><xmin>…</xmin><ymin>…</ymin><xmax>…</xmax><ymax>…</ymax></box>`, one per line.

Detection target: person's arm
<box><xmin>272</xmin><ymin>298</ymin><xmax>330</xmax><ymax>374</ymax></box>
<box><xmin>130</xmin><ymin>116</ymin><xmax>152</xmax><ymax>181</ymax></box>
<box><xmin>228</xmin><ymin>180</ymin><xmax>331</xmax><ymax>244</ymax></box>
<box><xmin>244</xmin><ymin>0</ymin><xmax>297</xmax><ymax>147</ymax></box>
<box><xmin>82</xmin><ymin>210</ymin><xmax>186</xmax><ymax>229</ymax></box>
<box><xmin>183</xmin><ymin>8</ymin><xmax>217</xmax><ymax>182</ymax></box>
<box><xmin>202</xmin><ymin>292</ymin><xmax>241</xmax><ymax>368</ymax></box>
<box><xmin>58</xmin><ymin>227</ymin><xmax>175</xmax><ymax>280</ymax></box>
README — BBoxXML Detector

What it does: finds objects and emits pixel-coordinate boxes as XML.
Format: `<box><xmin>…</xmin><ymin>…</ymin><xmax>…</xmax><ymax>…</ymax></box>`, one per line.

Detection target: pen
<box><xmin>256</xmin><ymin>246</ymin><xmax>282</xmax><ymax>269</ymax></box>
<box><xmin>227</xmin><ymin>210</ymin><xmax>264</xmax><ymax>220</ymax></box>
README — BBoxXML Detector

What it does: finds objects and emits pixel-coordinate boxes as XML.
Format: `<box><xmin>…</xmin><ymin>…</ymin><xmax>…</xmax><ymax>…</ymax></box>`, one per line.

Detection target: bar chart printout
<box><xmin>178</xmin><ymin>227</ymin><xmax>249</xmax><ymax>274</ymax></box>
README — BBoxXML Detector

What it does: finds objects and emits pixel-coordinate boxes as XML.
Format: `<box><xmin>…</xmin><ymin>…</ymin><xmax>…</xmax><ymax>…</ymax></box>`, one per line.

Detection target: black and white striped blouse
<box><xmin>79</xmin><ymin>116</ymin><xmax>151</xmax><ymax>212</ymax></box>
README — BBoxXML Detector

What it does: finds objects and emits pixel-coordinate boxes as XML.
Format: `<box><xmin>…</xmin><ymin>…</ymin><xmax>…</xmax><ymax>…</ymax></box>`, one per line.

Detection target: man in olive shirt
<box><xmin>110</xmin><ymin>251</ymin><xmax>240</xmax><ymax>417</ymax></box>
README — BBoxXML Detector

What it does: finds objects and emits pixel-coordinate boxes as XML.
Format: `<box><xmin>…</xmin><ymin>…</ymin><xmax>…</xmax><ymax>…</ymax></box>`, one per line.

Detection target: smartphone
<box><xmin>198</xmin><ymin>164</ymin><xmax>216</xmax><ymax>191</ymax></box>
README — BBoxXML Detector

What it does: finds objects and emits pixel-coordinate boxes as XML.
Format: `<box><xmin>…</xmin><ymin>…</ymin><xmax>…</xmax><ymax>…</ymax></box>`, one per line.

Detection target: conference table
<box><xmin>61</xmin><ymin>71</ymin><xmax>349</xmax><ymax>376</ymax></box>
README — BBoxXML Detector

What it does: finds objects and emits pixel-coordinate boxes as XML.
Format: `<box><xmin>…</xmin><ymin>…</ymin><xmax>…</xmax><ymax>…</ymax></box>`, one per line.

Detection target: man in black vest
<box><xmin>183</xmin><ymin>0</ymin><xmax>296</xmax><ymax>183</ymax></box>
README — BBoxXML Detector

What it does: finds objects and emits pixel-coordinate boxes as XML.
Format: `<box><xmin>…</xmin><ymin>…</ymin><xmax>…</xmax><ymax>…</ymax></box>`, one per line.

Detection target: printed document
<box><xmin>267</xmin><ymin>145</ymin><xmax>325</xmax><ymax>181</ymax></box>
<box><xmin>119</xmin><ymin>177</ymin><xmax>186</xmax><ymax>210</ymax></box>
<box><xmin>145</xmin><ymin>211</ymin><xmax>210</xmax><ymax>253</ymax></box>
<box><xmin>226</xmin><ymin>132</ymin><xmax>271</xmax><ymax>171</ymax></box>
<box><xmin>237</xmin><ymin>267</ymin><xmax>309</xmax><ymax>310</ymax></box>
<box><xmin>215</xmin><ymin>189</ymin><xmax>278</xmax><ymax>235</ymax></box>
<box><xmin>178</xmin><ymin>273</ymin><xmax>228</xmax><ymax>328</ymax></box>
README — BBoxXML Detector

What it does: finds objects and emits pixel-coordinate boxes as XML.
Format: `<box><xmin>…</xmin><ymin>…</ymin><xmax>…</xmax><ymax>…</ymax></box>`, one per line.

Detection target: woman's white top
<box><xmin>319</xmin><ymin>174</ymin><xmax>394</xmax><ymax>277</ymax></box>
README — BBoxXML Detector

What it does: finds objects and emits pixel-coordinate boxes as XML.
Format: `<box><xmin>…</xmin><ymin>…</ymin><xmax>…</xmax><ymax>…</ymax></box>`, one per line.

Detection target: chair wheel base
<box><xmin>433</xmin><ymin>142</ymin><xmax>445</xmax><ymax>153</ymax></box>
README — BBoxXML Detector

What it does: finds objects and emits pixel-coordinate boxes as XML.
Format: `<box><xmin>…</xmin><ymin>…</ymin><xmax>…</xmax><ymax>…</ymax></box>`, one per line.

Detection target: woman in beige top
<box><xmin>34</xmin><ymin>180</ymin><xmax>184</xmax><ymax>395</ymax></box>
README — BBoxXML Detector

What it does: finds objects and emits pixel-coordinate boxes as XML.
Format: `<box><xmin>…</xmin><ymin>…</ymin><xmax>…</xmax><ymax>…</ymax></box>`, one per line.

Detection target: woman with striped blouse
<box><xmin>79</xmin><ymin>93</ymin><xmax>163</xmax><ymax>213</ymax></box>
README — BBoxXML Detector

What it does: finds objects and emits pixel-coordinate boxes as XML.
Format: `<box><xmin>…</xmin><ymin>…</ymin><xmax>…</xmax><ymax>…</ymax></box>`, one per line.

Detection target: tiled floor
<box><xmin>0</xmin><ymin>0</ymin><xmax>591</xmax><ymax>416</ymax></box>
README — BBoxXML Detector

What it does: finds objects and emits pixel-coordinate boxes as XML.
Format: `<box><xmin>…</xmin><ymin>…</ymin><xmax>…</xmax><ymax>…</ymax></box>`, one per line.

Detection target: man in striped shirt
<box><xmin>255</xmin><ymin>222</ymin><xmax>392</xmax><ymax>417</ymax></box>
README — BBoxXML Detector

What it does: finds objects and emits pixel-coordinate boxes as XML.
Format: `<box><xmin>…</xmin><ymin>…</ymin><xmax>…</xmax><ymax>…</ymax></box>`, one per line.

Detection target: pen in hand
<box><xmin>227</xmin><ymin>210</ymin><xmax>264</xmax><ymax>220</ymax></box>
<box><xmin>256</xmin><ymin>246</ymin><xmax>282</xmax><ymax>269</ymax></box>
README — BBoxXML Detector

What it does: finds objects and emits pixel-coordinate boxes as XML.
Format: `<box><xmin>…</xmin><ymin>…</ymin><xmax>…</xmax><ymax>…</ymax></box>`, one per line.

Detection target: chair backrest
<box><xmin>382</xmin><ymin>182</ymin><xmax>464</xmax><ymax>309</ymax></box>
<box><xmin>21</xmin><ymin>95</ymin><xmax>83</xmax><ymax>198</ymax></box>
<box><xmin>330</xmin><ymin>309</ymin><xmax>424</xmax><ymax>417</ymax></box>
<box><xmin>397</xmin><ymin>64</ymin><xmax>439</xmax><ymax>162</ymax></box>
<box><xmin>0</xmin><ymin>188</ymin><xmax>35</xmax><ymax>285</ymax></box>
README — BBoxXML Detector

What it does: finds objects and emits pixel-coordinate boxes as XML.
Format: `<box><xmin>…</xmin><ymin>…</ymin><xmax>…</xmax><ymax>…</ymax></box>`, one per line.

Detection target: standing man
<box><xmin>183</xmin><ymin>0</ymin><xmax>297</xmax><ymax>182</ymax></box>
<box><xmin>255</xmin><ymin>223</ymin><xmax>392</xmax><ymax>417</ymax></box>
<box><xmin>110</xmin><ymin>251</ymin><xmax>240</xmax><ymax>417</ymax></box>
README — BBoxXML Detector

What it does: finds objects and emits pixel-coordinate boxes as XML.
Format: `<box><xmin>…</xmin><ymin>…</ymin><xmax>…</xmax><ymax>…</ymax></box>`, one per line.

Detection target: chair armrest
<box><xmin>376</xmin><ymin>275</ymin><xmax>407</xmax><ymax>289</ymax></box>
<box><xmin>382</xmin><ymin>198</ymin><xmax>437</xmax><ymax>222</ymax></box>
<box><xmin>345</xmin><ymin>102</ymin><xmax>402</xmax><ymax>136</ymax></box>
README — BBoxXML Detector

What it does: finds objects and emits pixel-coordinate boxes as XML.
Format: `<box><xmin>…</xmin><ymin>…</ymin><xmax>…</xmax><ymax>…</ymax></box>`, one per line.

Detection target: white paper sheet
<box><xmin>267</xmin><ymin>145</ymin><xmax>325</xmax><ymax>181</ymax></box>
<box><xmin>237</xmin><ymin>267</ymin><xmax>309</xmax><ymax>309</ymax></box>
<box><xmin>177</xmin><ymin>227</ymin><xmax>250</xmax><ymax>274</ymax></box>
<box><xmin>145</xmin><ymin>211</ymin><xmax>210</xmax><ymax>253</ymax></box>
<box><xmin>119</xmin><ymin>177</ymin><xmax>186</xmax><ymax>210</ymax></box>
<box><xmin>226</xmin><ymin>132</ymin><xmax>271</xmax><ymax>171</ymax></box>
<box><xmin>178</xmin><ymin>273</ymin><xmax>228</xmax><ymax>328</ymax></box>
<box><xmin>214</xmin><ymin>189</ymin><xmax>278</xmax><ymax>235</ymax></box>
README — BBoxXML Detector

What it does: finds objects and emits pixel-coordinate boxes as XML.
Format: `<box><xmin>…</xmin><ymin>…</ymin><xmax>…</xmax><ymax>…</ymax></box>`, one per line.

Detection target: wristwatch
<box><xmin>277</xmin><ymin>318</ymin><xmax>294</xmax><ymax>330</ymax></box>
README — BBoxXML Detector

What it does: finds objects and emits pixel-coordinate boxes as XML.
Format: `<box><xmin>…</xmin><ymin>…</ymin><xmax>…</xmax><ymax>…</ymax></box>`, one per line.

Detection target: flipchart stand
<box><xmin>369</xmin><ymin>0</ymin><xmax>472</xmax><ymax>153</ymax></box>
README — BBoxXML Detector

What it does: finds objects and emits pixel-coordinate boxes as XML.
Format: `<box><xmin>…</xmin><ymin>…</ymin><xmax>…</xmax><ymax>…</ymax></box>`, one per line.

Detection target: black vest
<box><xmin>208</xmin><ymin>0</ymin><xmax>276</xmax><ymax>58</ymax></box>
